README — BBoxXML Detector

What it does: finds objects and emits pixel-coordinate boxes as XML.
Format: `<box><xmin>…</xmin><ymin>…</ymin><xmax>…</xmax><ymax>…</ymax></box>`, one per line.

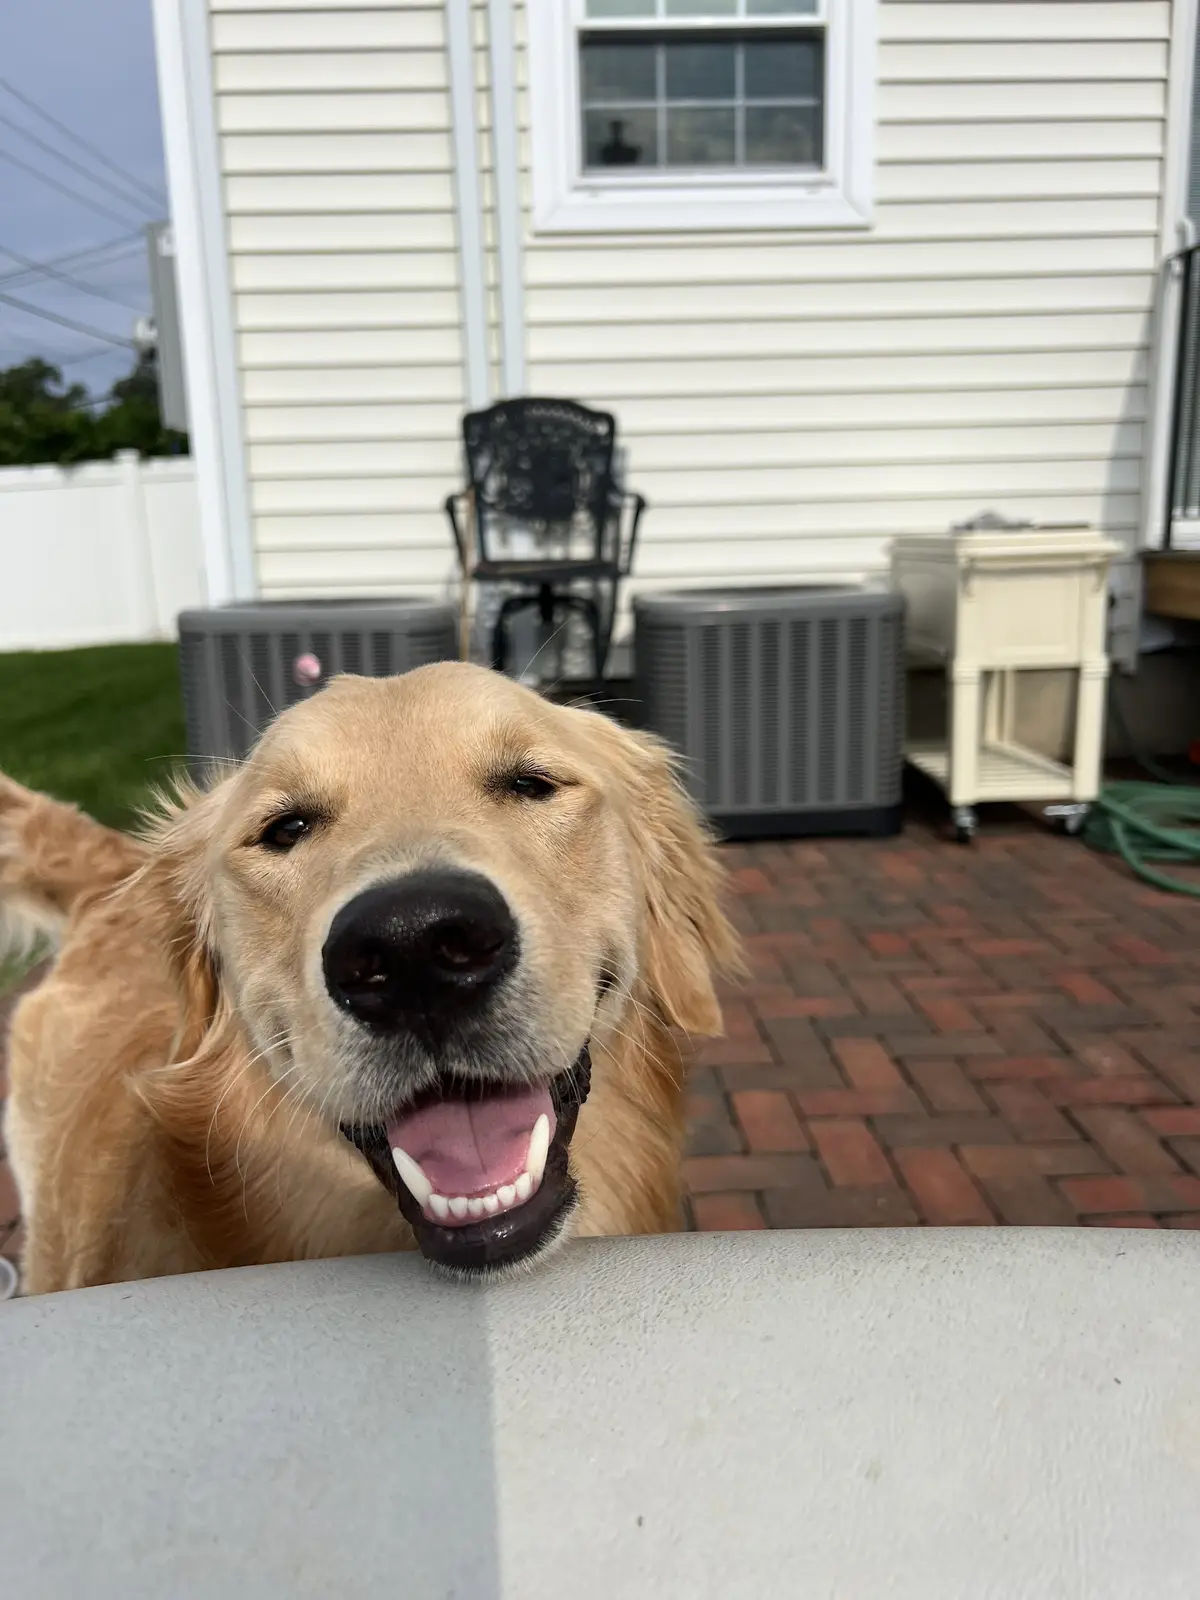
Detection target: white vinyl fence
<box><xmin>0</xmin><ymin>451</ymin><xmax>205</xmax><ymax>652</ymax></box>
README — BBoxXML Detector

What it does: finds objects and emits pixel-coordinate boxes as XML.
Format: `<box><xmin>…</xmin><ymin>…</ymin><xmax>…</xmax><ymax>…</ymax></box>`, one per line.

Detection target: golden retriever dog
<box><xmin>1</xmin><ymin>663</ymin><xmax>739</xmax><ymax>1294</ymax></box>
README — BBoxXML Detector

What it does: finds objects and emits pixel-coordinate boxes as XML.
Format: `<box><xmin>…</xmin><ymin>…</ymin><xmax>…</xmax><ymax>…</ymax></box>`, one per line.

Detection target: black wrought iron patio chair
<box><xmin>444</xmin><ymin>397</ymin><xmax>646</xmax><ymax>682</ymax></box>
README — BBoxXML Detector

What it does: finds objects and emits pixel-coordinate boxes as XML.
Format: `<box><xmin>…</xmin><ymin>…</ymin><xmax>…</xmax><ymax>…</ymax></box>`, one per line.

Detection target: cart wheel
<box><xmin>1046</xmin><ymin>803</ymin><xmax>1090</xmax><ymax>837</ymax></box>
<box><xmin>952</xmin><ymin>805</ymin><xmax>977</xmax><ymax>845</ymax></box>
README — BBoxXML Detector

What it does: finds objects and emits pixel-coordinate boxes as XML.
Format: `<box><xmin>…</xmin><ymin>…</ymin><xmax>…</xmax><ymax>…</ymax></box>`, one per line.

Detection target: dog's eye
<box><xmin>258</xmin><ymin>813</ymin><xmax>312</xmax><ymax>851</ymax></box>
<box><xmin>507</xmin><ymin>772</ymin><xmax>557</xmax><ymax>802</ymax></box>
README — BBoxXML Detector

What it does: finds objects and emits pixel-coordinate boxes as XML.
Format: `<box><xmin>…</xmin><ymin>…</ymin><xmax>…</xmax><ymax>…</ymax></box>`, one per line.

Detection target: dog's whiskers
<box><xmin>606</xmin><ymin>987</ymin><xmax>686</xmax><ymax>1093</ymax></box>
<box><xmin>231</xmin><ymin>1053</ymin><xmax>301</xmax><ymax>1189</ymax></box>
<box><xmin>205</xmin><ymin>1028</ymin><xmax>293</xmax><ymax>1183</ymax></box>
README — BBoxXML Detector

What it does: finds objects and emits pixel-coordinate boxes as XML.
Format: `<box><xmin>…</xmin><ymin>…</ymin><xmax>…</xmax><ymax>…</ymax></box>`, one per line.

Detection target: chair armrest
<box><xmin>608</xmin><ymin>488</ymin><xmax>646</xmax><ymax>575</ymax></box>
<box><xmin>444</xmin><ymin>491</ymin><xmax>471</xmax><ymax>573</ymax></box>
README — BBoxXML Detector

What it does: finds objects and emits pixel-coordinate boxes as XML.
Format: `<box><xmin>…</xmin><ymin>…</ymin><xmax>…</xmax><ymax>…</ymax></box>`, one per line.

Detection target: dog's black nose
<box><xmin>322</xmin><ymin>869</ymin><xmax>518</xmax><ymax>1031</ymax></box>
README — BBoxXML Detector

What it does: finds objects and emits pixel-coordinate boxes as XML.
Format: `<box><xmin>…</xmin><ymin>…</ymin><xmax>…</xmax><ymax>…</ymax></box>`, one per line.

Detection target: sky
<box><xmin>0</xmin><ymin>0</ymin><xmax>167</xmax><ymax>401</ymax></box>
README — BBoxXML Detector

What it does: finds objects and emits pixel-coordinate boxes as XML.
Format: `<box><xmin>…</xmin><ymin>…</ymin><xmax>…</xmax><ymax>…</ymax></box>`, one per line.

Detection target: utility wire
<box><xmin>0</xmin><ymin>146</ymin><xmax>147</xmax><ymax>229</ymax></box>
<box><xmin>0</xmin><ymin>109</ymin><xmax>160</xmax><ymax>219</ymax></box>
<box><xmin>0</xmin><ymin>287</ymin><xmax>136</xmax><ymax>348</ymax></box>
<box><xmin>0</xmin><ymin>231</ymin><xmax>144</xmax><ymax>287</ymax></box>
<box><xmin>0</xmin><ymin>79</ymin><xmax>166</xmax><ymax>210</ymax></box>
<box><xmin>58</xmin><ymin>344</ymin><xmax>120</xmax><ymax>369</ymax></box>
<box><xmin>0</xmin><ymin>242</ymin><xmax>146</xmax><ymax>312</ymax></box>
<box><xmin>66</xmin><ymin>389</ymin><xmax>118</xmax><ymax>411</ymax></box>
<box><xmin>0</xmin><ymin>243</ymin><xmax>143</xmax><ymax>294</ymax></box>
<box><xmin>1</xmin><ymin>342</ymin><xmax>125</xmax><ymax>374</ymax></box>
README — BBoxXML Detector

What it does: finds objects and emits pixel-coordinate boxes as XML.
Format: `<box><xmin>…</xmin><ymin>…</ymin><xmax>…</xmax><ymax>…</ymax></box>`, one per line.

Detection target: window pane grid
<box><xmin>734</xmin><ymin>33</ymin><xmax>745</xmax><ymax>166</ymax></box>
<box><xmin>581</xmin><ymin>35</ymin><xmax>824</xmax><ymax>171</ymax></box>
<box><xmin>585</xmin><ymin>98</ymin><xmax>820</xmax><ymax>107</ymax></box>
<box><xmin>657</xmin><ymin>34</ymin><xmax>667</xmax><ymax>174</ymax></box>
<box><xmin>585</xmin><ymin>1</ymin><xmax>821</xmax><ymax>18</ymax></box>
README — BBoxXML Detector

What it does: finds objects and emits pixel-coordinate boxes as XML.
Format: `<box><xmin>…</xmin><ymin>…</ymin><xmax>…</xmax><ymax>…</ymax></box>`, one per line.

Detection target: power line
<box><xmin>0</xmin><ymin>245</ymin><xmax>144</xmax><ymax>294</ymax></box>
<box><xmin>0</xmin><ymin>231</ymin><xmax>144</xmax><ymax>287</ymax></box>
<box><xmin>0</xmin><ymin>287</ymin><xmax>136</xmax><ymax>349</ymax></box>
<box><xmin>0</xmin><ymin>238</ymin><xmax>144</xmax><ymax>293</ymax></box>
<box><xmin>0</xmin><ymin>146</ymin><xmax>147</xmax><ymax>229</ymax></box>
<box><xmin>0</xmin><ymin>242</ymin><xmax>146</xmax><ymax>312</ymax></box>
<box><xmin>66</xmin><ymin>389</ymin><xmax>118</xmax><ymax>411</ymax></box>
<box><xmin>0</xmin><ymin>79</ymin><xmax>166</xmax><ymax>210</ymax></box>
<box><xmin>0</xmin><ymin>109</ymin><xmax>159</xmax><ymax>220</ymax></box>
<box><xmin>0</xmin><ymin>341</ymin><xmax>114</xmax><ymax>371</ymax></box>
<box><xmin>58</xmin><ymin>344</ymin><xmax>120</xmax><ymax>369</ymax></box>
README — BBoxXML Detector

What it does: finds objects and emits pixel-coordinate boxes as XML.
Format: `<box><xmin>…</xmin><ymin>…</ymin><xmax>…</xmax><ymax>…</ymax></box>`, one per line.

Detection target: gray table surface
<box><xmin>2</xmin><ymin>1229</ymin><xmax>1199</xmax><ymax>1598</ymax></box>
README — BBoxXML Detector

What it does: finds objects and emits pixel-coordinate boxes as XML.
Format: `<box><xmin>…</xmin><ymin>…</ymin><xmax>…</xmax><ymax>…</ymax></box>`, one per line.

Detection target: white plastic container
<box><xmin>892</xmin><ymin>523</ymin><xmax>1121</xmax><ymax>839</ymax></box>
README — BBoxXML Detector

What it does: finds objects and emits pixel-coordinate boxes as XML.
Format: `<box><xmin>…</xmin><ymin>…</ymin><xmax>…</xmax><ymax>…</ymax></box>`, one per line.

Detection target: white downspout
<box><xmin>1139</xmin><ymin>0</ymin><xmax>1199</xmax><ymax>552</ymax></box>
<box><xmin>488</xmin><ymin>0</ymin><xmax>527</xmax><ymax>397</ymax></box>
<box><xmin>447</xmin><ymin>0</ymin><xmax>491</xmax><ymax>411</ymax></box>
<box><xmin>151</xmin><ymin>0</ymin><xmax>256</xmax><ymax>606</ymax></box>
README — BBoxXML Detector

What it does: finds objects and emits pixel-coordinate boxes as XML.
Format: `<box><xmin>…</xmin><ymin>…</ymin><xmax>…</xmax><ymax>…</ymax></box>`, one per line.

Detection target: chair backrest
<box><xmin>461</xmin><ymin>398</ymin><xmax>617</xmax><ymax>565</ymax></box>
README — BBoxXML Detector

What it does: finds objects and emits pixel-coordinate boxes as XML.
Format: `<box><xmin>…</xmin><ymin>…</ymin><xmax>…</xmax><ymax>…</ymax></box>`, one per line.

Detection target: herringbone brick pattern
<box><xmin>685</xmin><ymin>813</ymin><xmax>1200</xmax><ymax>1233</ymax></box>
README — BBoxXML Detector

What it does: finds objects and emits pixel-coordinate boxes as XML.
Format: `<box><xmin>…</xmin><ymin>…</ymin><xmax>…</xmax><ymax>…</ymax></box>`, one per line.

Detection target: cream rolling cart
<box><xmin>892</xmin><ymin>521</ymin><xmax>1121</xmax><ymax>842</ymax></box>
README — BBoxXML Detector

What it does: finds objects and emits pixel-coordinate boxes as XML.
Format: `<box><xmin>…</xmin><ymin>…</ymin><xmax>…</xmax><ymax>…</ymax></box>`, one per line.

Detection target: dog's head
<box><xmin>149</xmin><ymin>664</ymin><xmax>738</xmax><ymax>1276</ymax></box>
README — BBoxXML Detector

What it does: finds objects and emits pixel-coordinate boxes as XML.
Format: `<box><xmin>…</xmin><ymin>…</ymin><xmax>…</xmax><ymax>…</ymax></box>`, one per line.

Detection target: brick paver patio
<box><xmin>4</xmin><ymin>805</ymin><xmax>1200</xmax><ymax>1283</ymax></box>
<box><xmin>690</xmin><ymin>810</ymin><xmax>1200</xmax><ymax>1233</ymax></box>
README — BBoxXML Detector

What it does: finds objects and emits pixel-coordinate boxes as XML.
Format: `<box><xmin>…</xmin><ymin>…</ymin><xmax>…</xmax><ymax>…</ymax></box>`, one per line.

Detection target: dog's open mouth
<box><xmin>343</xmin><ymin>1049</ymin><xmax>591</xmax><ymax>1275</ymax></box>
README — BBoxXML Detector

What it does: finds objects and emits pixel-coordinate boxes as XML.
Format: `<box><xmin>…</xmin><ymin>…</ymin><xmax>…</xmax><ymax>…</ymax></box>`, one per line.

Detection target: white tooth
<box><xmin>428</xmin><ymin>1193</ymin><xmax>450</xmax><ymax>1222</ymax></box>
<box><xmin>498</xmin><ymin>1184</ymin><xmax>517</xmax><ymax>1209</ymax></box>
<box><xmin>515</xmin><ymin>1172</ymin><xmax>533</xmax><ymax>1203</ymax></box>
<box><xmin>449</xmin><ymin>1196</ymin><xmax>470</xmax><ymax>1219</ymax></box>
<box><xmin>468</xmin><ymin>1198</ymin><xmax>486</xmax><ymax>1219</ymax></box>
<box><xmin>482</xmin><ymin>1194</ymin><xmax>500</xmax><ymax>1215</ymax></box>
<box><xmin>526</xmin><ymin>1113</ymin><xmax>551</xmax><ymax>1188</ymax></box>
<box><xmin>391</xmin><ymin>1147</ymin><xmax>432</xmax><ymax>1207</ymax></box>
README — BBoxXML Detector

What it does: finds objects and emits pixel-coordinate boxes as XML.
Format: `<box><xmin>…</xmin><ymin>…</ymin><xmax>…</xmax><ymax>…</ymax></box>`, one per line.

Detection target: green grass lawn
<box><xmin>0</xmin><ymin>641</ymin><xmax>185</xmax><ymax>827</ymax></box>
<box><xmin>0</xmin><ymin>642</ymin><xmax>185</xmax><ymax>993</ymax></box>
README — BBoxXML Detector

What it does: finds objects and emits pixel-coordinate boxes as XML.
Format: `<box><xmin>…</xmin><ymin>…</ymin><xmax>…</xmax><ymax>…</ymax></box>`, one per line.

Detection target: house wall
<box><xmin>204</xmin><ymin>0</ymin><xmax>1174</xmax><ymax>610</ymax></box>
<box><xmin>208</xmin><ymin>0</ymin><xmax>475</xmax><ymax>602</ymax></box>
<box><xmin>516</xmin><ymin>0</ymin><xmax>1171</xmax><ymax>603</ymax></box>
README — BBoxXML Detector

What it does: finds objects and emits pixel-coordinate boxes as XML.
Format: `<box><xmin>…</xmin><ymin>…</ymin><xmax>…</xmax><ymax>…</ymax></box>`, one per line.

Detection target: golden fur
<box><xmin>1</xmin><ymin>664</ymin><xmax>740</xmax><ymax>1294</ymax></box>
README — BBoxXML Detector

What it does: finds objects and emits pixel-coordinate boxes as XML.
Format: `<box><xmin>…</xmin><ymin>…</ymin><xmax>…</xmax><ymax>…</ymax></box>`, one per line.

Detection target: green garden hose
<box><xmin>1082</xmin><ymin>686</ymin><xmax>1200</xmax><ymax>896</ymax></box>
<box><xmin>1083</xmin><ymin>781</ymin><xmax>1200</xmax><ymax>897</ymax></box>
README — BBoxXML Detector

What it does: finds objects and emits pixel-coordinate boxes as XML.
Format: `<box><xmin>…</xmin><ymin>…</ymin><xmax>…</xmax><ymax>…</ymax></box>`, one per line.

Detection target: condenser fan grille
<box><xmin>634</xmin><ymin>587</ymin><xmax>905</xmax><ymax>840</ymax></box>
<box><xmin>178</xmin><ymin>600</ymin><xmax>459</xmax><ymax>769</ymax></box>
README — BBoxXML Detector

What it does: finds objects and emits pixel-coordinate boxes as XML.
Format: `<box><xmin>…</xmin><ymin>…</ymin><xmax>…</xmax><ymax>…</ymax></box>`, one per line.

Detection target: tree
<box><xmin>93</xmin><ymin>352</ymin><xmax>188</xmax><ymax>459</ymax></box>
<box><xmin>0</xmin><ymin>353</ymin><xmax>187</xmax><ymax>467</ymax></box>
<box><xmin>0</xmin><ymin>358</ymin><xmax>96</xmax><ymax>465</ymax></box>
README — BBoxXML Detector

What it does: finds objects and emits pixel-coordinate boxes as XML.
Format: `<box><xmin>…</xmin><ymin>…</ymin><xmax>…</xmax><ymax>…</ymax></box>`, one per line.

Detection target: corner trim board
<box><xmin>151</xmin><ymin>0</ymin><xmax>256</xmax><ymax>604</ymax></box>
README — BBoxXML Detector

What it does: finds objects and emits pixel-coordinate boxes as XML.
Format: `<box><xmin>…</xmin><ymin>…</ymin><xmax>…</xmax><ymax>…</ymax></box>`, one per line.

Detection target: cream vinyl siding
<box><xmin>517</xmin><ymin>0</ymin><xmax>1169</xmax><ymax>598</ymax></box>
<box><xmin>208</xmin><ymin>0</ymin><xmax>1172</xmax><ymax>602</ymax></box>
<box><xmin>210</xmin><ymin>0</ymin><xmax>474</xmax><ymax>598</ymax></box>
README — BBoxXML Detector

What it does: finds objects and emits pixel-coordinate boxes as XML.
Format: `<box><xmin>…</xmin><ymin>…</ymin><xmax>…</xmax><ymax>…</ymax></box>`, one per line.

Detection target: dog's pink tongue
<box><xmin>387</xmin><ymin>1085</ymin><xmax>554</xmax><ymax>1198</ymax></box>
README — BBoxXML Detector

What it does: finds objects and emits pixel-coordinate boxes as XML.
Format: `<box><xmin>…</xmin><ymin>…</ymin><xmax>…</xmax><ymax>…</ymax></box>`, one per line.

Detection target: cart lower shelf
<box><xmin>907</xmin><ymin>740</ymin><xmax>1078</xmax><ymax>803</ymax></box>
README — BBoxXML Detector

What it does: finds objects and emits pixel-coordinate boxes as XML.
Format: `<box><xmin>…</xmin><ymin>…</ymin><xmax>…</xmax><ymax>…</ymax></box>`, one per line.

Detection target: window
<box><xmin>528</xmin><ymin>0</ymin><xmax>876</xmax><ymax>233</ymax></box>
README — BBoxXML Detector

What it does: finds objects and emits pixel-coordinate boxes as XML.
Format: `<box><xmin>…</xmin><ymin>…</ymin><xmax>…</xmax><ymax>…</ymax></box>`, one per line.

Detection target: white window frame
<box><xmin>527</xmin><ymin>0</ymin><xmax>876</xmax><ymax>234</ymax></box>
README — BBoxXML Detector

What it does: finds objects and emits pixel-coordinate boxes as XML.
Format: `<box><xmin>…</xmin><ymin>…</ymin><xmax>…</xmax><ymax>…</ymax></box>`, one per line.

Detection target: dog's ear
<box><xmin>584</xmin><ymin>714</ymin><xmax>743</xmax><ymax>1037</ymax></box>
<box><xmin>132</xmin><ymin>774</ymin><xmax>234</xmax><ymax>1068</ymax></box>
